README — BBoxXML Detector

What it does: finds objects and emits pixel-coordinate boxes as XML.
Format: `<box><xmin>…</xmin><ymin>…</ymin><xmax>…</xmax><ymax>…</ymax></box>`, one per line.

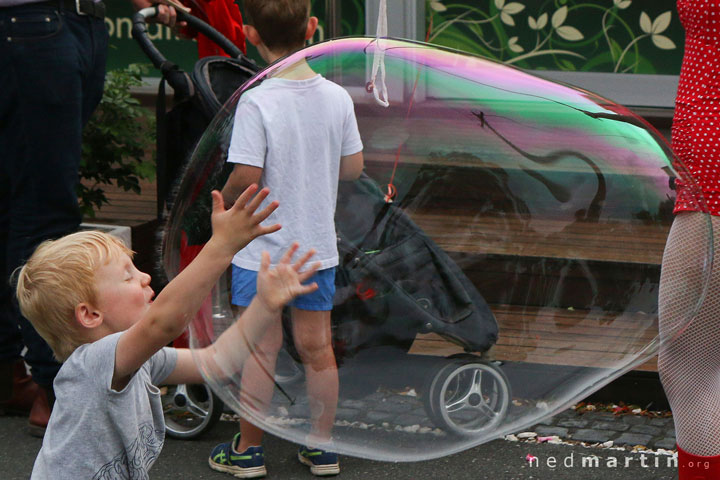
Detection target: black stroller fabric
<box><xmin>157</xmin><ymin>56</ymin><xmax>258</xmax><ymax>216</ymax></box>
<box><xmin>331</xmin><ymin>175</ymin><xmax>498</xmax><ymax>357</ymax></box>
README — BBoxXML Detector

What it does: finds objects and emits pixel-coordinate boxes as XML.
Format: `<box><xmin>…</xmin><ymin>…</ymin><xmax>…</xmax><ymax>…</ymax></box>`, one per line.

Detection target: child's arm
<box><xmin>339</xmin><ymin>151</ymin><xmax>364</xmax><ymax>181</ymax></box>
<box><xmin>222</xmin><ymin>164</ymin><xmax>263</xmax><ymax>208</ymax></box>
<box><xmin>112</xmin><ymin>185</ymin><xmax>280</xmax><ymax>391</ymax></box>
<box><xmin>165</xmin><ymin>244</ymin><xmax>320</xmax><ymax>385</ymax></box>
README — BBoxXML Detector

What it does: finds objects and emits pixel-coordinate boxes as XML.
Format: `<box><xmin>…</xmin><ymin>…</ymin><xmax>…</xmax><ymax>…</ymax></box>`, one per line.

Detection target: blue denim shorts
<box><xmin>231</xmin><ymin>265</ymin><xmax>336</xmax><ymax>311</ymax></box>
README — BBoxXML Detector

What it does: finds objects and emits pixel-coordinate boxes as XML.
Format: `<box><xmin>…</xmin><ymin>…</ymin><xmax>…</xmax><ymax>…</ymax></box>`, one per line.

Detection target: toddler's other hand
<box><xmin>256</xmin><ymin>244</ymin><xmax>321</xmax><ymax>313</ymax></box>
<box><xmin>209</xmin><ymin>186</ymin><xmax>281</xmax><ymax>256</ymax></box>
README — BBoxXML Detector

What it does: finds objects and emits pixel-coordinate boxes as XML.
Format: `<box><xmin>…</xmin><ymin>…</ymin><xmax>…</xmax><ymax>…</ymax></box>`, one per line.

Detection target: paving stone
<box><xmin>535</xmin><ymin>426</ymin><xmax>569</xmax><ymax>438</ymax></box>
<box><xmin>589</xmin><ymin>412</ymin><xmax>616</xmax><ymax>421</ymax></box>
<box><xmin>648</xmin><ymin>417</ymin><xmax>673</xmax><ymax>427</ymax></box>
<box><xmin>652</xmin><ymin>437</ymin><xmax>677</xmax><ymax>450</ymax></box>
<box><xmin>372</xmin><ymin>399</ymin><xmax>415</xmax><ymax>414</ymax></box>
<box><xmin>365</xmin><ymin>411</ymin><xmax>395</xmax><ymax>424</ymax></box>
<box><xmin>555</xmin><ymin>409</ymin><xmax>577</xmax><ymax>418</ymax></box>
<box><xmin>288</xmin><ymin>404</ymin><xmax>310</xmax><ymax>417</ymax></box>
<box><xmin>557</xmin><ymin>418</ymin><xmax>589</xmax><ymax>429</ymax></box>
<box><xmin>334</xmin><ymin>407</ymin><xmax>362</xmax><ymax>421</ymax></box>
<box><xmin>629</xmin><ymin>424</ymin><xmax>663</xmax><ymax>436</ymax></box>
<box><xmin>533</xmin><ymin>417</ymin><xmax>556</xmax><ymax>427</ymax></box>
<box><xmin>394</xmin><ymin>413</ymin><xmax>426</xmax><ymax>427</ymax></box>
<box><xmin>340</xmin><ymin>399</ymin><xmax>366</xmax><ymax>409</ymax></box>
<box><xmin>570</xmin><ymin>429</ymin><xmax>615</xmax><ymax>443</ymax></box>
<box><xmin>590</xmin><ymin>421</ymin><xmax>630</xmax><ymax>432</ymax></box>
<box><xmin>613</xmin><ymin>433</ymin><xmax>653</xmax><ymax>447</ymax></box>
<box><xmin>621</xmin><ymin>415</ymin><xmax>648</xmax><ymax>426</ymax></box>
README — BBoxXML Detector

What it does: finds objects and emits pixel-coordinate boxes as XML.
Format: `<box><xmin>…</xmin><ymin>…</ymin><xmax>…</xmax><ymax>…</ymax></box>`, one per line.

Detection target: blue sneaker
<box><xmin>297</xmin><ymin>445</ymin><xmax>340</xmax><ymax>476</ymax></box>
<box><xmin>208</xmin><ymin>433</ymin><xmax>266</xmax><ymax>478</ymax></box>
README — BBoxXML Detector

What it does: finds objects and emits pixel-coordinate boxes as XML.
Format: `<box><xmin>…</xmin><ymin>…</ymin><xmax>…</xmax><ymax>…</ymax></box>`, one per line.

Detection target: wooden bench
<box><xmin>88</xmin><ymin>164</ymin><xmax>670</xmax><ymax>374</ymax></box>
<box><xmin>357</xmin><ymin>155</ymin><xmax>671</xmax><ymax>374</ymax></box>
<box><xmin>86</xmin><ymin>178</ymin><xmax>157</xmax><ymax>226</ymax></box>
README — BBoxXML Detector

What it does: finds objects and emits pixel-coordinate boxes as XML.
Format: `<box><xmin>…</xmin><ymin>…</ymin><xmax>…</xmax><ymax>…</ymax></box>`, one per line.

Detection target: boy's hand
<box><xmin>209</xmin><ymin>185</ymin><xmax>281</xmax><ymax>257</ymax></box>
<box><xmin>256</xmin><ymin>243</ymin><xmax>321</xmax><ymax>313</ymax></box>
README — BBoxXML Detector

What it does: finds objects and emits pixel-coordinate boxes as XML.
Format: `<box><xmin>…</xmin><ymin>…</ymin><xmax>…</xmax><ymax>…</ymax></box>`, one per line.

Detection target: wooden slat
<box><xmin>408</xmin><ymin>304</ymin><xmax>659</xmax><ymax>372</ymax></box>
<box><xmin>87</xmin><ymin>179</ymin><xmax>663</xmax><ymax>374</ymax></box>
<box><xmin>408</xmin><ymin>211</ymin><xmax>669</xmax><ymax>265</ymax></box>
<box><xmin>83</xmin><ymin>179</ymin><xmax>157</xmax><ymax>226</ymax></box>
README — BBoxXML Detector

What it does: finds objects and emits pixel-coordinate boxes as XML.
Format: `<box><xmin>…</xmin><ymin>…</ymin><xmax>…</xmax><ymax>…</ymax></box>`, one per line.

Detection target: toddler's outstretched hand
<box><xmin>209</xmin><ymin>185</ymin><xmax>281</xmax><ymax>256</ymax></box>
<box><xmin>256</xmin><ymin>243</ymin><xmax>321</xmax><ymax>313</ymax></box>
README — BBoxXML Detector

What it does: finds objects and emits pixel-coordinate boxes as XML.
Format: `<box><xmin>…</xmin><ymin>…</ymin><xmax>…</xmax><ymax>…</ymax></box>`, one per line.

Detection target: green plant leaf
<box><xmin>79</xmin><ymin>63</ymin><xmax>156</xmax><ymax>217</ymax></box>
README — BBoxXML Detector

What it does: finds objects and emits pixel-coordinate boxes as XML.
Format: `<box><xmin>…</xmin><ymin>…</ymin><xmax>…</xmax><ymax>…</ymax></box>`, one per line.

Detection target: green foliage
<box><xmin>79</xmin><ymin>63</ymin><xmax>156</xmax><ymax>218</ymax></box>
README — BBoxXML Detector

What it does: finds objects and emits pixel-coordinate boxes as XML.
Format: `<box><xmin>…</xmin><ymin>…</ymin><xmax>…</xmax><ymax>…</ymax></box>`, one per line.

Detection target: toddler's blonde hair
<box><xmin>14</xmin><ymin>231</ymin><xmax>132</xmax><ymax>361</ymax></box>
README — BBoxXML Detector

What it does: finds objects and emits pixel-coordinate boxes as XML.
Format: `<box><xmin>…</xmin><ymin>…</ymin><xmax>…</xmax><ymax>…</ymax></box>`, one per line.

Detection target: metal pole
<box><xmin>325</xmin><ymin>0</ymin><xmax>341</xmax><ymax>39</ymax></box>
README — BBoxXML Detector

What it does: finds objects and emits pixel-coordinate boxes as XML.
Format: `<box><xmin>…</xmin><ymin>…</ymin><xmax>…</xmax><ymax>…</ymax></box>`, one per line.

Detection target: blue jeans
<box><xmin>0</xmin><ymin>3</ymin><xmax>108</xmax><ymax>386</ymax></box>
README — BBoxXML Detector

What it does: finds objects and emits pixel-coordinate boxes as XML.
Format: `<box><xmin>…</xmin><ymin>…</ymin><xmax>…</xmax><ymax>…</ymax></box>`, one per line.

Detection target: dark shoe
<box><xmin>208</xmin><ymin>432</ymin><xmax>266</xmax><ymax>478</ymax></box>
<box><xmin>0</xmin><ymin>359</ymin><xmax>40</xmax><ymax>416</ymax></box>
<box><xmin>28</xmin><ymin>385</ymin><xmax>54</xmax><ymax>438</ymax></box>
<box><xmin>297</xmin><ymin>445</ymin><xmax>340</xmax><ymax>476</ymax></box>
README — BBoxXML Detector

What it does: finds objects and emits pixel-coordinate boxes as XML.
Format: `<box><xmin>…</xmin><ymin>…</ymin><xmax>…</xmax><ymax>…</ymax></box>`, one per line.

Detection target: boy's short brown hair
<box><xmin>244</xmin><ymin>0</ymin><xmax>311</xmax><ymax>52</ymax></box>
<box><xmin>14</xmin><ymin>231</ymin><xmax>133</xmax><ymax>362</ymax></box>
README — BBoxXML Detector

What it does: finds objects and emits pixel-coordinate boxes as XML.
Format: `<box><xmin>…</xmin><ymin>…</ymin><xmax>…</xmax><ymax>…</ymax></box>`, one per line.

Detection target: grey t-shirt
<box><xmin>31</xmin><ymin>332</ymin><xmax>178</xmax><ymax>480</ymax></box>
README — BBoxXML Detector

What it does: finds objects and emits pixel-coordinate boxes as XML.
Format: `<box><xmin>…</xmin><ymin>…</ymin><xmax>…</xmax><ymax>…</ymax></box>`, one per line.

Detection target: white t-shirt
<box><xmin>228</xmin><ymin>74</ymin><xmax>363</xmax><ymax>270</ymax></box>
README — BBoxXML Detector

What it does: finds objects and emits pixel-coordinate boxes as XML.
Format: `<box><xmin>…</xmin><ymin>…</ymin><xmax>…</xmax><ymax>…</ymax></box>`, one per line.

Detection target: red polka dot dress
<box><xmin>673</xmin><ymin>0</ymin><xmax>720</xmax><ymax>215</ymax></box>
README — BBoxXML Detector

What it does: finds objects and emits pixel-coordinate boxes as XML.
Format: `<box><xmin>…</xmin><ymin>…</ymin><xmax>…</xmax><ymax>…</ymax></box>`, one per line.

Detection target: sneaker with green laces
<box><xmin>297</xmin><ymin>445</ymin><xmax>340</xmax><ymax>476</ymax></box>
<box><xmin>208</xmin><ymin>433</ymin><xmax>266</xmax><ymax>478</ymax></box>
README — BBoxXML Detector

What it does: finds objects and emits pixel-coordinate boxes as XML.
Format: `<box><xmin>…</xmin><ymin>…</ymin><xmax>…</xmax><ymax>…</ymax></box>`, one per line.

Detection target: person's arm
<box><xmin>222</xmin><ymin>164</ymin><xmax>263</xmax><ymax>209</ymax></box>
<box><xmin>112</xmin><ymin>185</ymin><xmax>280</xmax><ymax>391</ymax></box>
<box><xmin>339</xmin><ymin>151</ymin><xmax>364</xmax><ymax>181</ymax></box>
<box><xmin>164</xmin><ymin>244</ymin><xmax>321</xmax><ymax>385</ymax></box>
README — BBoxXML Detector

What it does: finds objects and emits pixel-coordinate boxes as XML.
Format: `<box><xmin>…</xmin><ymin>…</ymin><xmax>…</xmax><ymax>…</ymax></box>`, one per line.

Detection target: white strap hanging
<box><xmin>369</xmin><ymin>0</ymin><xmax>390</xmax><ymax>107</ymax></box>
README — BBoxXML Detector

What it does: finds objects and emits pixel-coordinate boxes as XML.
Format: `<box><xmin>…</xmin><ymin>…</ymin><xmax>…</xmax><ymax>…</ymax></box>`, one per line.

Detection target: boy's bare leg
<box><xmin>291</xmin><ymin>308</ymin><xmax>338</xmax><ymax>445</ymax></box>
<box><xmin>236</xmin><ymin>306</ymin><xmax>283</xmax><ymax>452</ymax></box>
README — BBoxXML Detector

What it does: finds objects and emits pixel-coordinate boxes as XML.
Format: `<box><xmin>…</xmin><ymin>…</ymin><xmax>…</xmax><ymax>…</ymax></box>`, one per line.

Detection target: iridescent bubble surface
<box><xmin>162</xmin><ymin>38</ymin><xmax>712</xmax><ymax>461</ymax></box>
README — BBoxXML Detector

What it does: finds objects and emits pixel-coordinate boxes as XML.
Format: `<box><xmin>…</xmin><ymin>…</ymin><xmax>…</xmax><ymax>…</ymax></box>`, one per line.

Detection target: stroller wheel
<box><xmin>163</xmin><ymin>383</ymin><xmax>223</xmax><ymax>439</ymax></box>
<box><xmin>423</xmin><ymin>358</ymin><xmax>510</xmax><ymax>436</ymax></box>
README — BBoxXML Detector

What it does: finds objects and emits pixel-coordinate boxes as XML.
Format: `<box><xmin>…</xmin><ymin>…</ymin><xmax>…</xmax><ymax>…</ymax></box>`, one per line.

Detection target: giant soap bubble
<box><xmin>162</xmin><ymin>38</ymin><xmax>712</xmax><ymax>461</ymax></box>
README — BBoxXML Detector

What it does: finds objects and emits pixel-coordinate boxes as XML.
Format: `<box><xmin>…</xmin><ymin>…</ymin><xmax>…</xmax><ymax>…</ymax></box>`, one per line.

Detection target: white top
<box><xmin>228</xmin><ymin>74</ymin><xmax>363</xmax><ymax>270</ymax></box>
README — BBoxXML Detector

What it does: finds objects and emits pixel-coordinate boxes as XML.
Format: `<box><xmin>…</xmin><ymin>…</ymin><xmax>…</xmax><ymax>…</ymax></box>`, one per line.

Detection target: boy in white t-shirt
<box><xmin>213</xmin><ymin>0</ymin><xmax>364</xmax><ymax>477</ymax></box>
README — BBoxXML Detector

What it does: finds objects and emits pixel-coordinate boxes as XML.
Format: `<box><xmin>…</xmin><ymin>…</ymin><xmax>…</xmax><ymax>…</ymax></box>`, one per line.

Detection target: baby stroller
<box><xmin>132</xmin><ymin>7</ymin><xmax>508</xmax><ymax>439</ymax></box>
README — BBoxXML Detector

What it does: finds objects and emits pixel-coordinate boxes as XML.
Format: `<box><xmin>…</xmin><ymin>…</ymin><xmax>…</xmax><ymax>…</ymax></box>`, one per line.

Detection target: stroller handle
<box><xmin>132</xmin><ymin>6</ymin><xmax>244</xmax><ymax>70</ymax></box>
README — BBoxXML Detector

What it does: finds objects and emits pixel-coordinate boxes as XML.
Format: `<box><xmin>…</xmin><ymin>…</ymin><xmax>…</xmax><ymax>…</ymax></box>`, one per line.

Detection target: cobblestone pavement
<box><xmin>528</xmin><ymin>408</ymin><xmax>676</xmax><ymax>451</ymax></box>
<box><xmin>238</xmin><ymin>385</ymin><xmax>678</xmax><ymax>455</ymax></box>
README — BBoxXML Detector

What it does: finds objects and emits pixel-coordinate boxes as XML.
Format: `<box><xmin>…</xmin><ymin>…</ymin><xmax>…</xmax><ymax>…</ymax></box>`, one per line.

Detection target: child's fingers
<box><xmin>244</xmin><ymin>187</ymin><xmax>271</xmax><ymax>212</ymax></box>
<box><xmin>297</xmin><ymin>282</ymin><xmax>319</xmax><ymax>296</ymax></box>
<box><xmin>293</xmin><ymin>249</ymin><xmax>317</xmax><ymax>271</ymax></box>
<box><xmin>260</xmin><ymin>251</ymin><xmax>271</xmax><ymax>272</ymax></box>
<box><xmin>210</xmin><ymin>190</ymin><xmax>224</xmax><ymax>213</ymax></box>
<box><xmin>297</xmin><ymin>261</ymin><xmax>322</xmax><ymax>283</ymax></box>
<box><xmin>279</xmin><ymin>242</ymin><xmax>299</xmax><ymax>264</ymax></box>
<box><xmin>257</xmin><ymin>223</ymin><xmax>282</xmax><ymax>236</ymax></box>
<box><xmin>233</xmin><ymin>184</ymin><xmax>260</xmax><ymax>209</ymax></box>
<box><xmin>254</xmin><ymin>200</ymin><xmax>279</xmax><ymax>222</ymax></box>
